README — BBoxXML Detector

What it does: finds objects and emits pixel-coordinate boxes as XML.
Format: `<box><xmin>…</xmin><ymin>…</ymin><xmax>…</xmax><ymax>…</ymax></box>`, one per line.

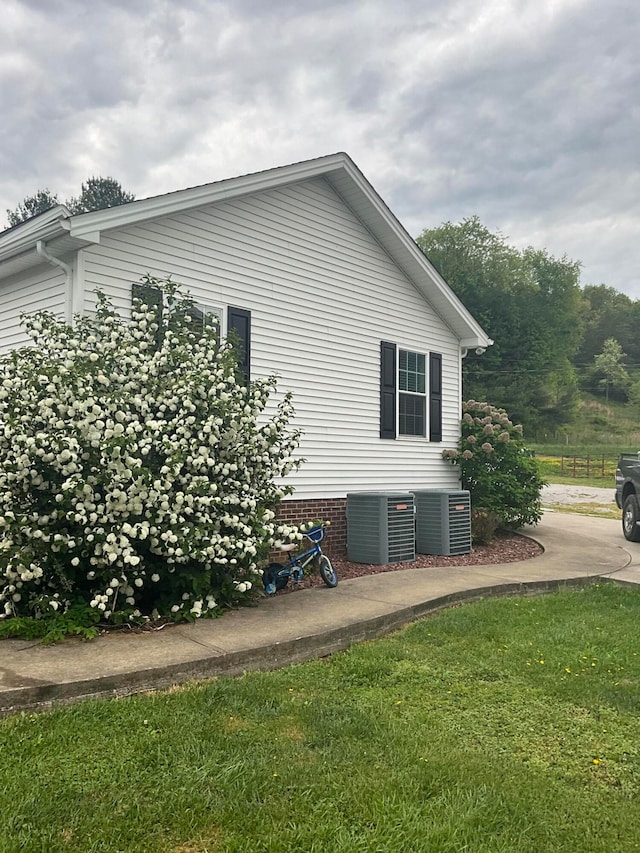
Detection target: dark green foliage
<box><xmin>0</xmin><ymin>276</ymin><xmax>301</xmax><ymax>633</ymax></box>
<box><xmin>6</xmin><ymin>189</ymin><xmax>59</xmax><ymax>226</ymax></box>
<box><xmin>417</xmin><ymin>217</ymin><xmax>584</xmax><ymax>430</ymax></box>
<box><xmin>577</xmin><ymin>285</ymin><xmax>640</xmax><ymax>373</ymax></box>
<box><xmin>0</xmin><ymin>602</ymin><xmax>99</xmax><ymax>644</ymax></box>
<box><xmin>4</xmin><ymin>177</ymin><xmax>134</xmax><ymax>229</ymax></box>
<box><xmin>66</xmin><ymin>176</ymin><xmax>135</xmax><ymax>215</ymax></box>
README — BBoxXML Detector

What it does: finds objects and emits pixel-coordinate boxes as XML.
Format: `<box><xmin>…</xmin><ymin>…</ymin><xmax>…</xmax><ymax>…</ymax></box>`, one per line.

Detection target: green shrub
<box><xmin>443</xmin><ymin>400</ymin><xmax>545</xmax><ymax>529</ymax></box>
<box><xmin>0</xmin><ymin>276</ymin><xmax>303</xmax><ymax>629</ymax></box>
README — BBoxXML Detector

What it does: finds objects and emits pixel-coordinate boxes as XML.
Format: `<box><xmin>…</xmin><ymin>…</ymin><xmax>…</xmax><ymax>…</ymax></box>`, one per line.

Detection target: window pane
<box><xmin>186</xmin><ymin>303</ymin><xmax>205</xmax><ymax>330</ymax></box>
<box><xmin>399</xmin><ymin>349</ymin><xmax>425</xmax><ymax>393</ymax></box>
<box><xmin>186</xmin><ymin>303</ymin><xmax>220</xmax><ymax>342</ymax></box>
<box><xmin>416</xmin><ymin>353</ymin><xmax>425</xmax><ymax>393</ymax></box>
<box><xmin>399</xmin><ymin>393</ymin><xmax>426</xmax><ymax>436</ymax></box>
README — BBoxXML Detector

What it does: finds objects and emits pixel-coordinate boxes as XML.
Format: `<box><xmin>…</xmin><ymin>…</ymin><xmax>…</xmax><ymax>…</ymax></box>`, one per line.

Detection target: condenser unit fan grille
<box><xmin>386</xmin><ymin>497</ymin><xmax>416</xmax><ymax>562</ymax></box>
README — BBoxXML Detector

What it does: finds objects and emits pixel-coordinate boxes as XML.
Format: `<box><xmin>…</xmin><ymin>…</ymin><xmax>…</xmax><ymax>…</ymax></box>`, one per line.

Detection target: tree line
<box><xmin>5</xmin><ymin>177</ymin><xmax>134</xmax><ymax>227</ymax></box>
<box><xmin>417</xmin><ymin>216</ymin><xmax>640</xmax><ymax>432</ymax></box>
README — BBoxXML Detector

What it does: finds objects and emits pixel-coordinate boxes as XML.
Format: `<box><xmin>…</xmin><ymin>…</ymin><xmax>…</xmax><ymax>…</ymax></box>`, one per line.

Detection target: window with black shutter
<box><xmin>227</xmin><ymin>306</ymin><xmax>251</xmax><ymax>384</ymax></box>
<box><xmin>380</xmin><ymin>342</ymin><xmax>443</xmax><ymax>441</ymax></box>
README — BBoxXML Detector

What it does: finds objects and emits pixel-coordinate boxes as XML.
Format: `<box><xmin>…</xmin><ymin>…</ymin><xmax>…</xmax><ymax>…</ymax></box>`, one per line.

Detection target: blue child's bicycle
<box><xmin>262</xmin><ymin>522</ymin><xmax>338</xmax><ymax>595</ymax></box>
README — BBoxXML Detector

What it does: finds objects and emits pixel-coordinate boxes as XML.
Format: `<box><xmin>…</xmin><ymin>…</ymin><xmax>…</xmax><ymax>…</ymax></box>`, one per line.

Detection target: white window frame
<box><xmin>398</xmin><ymin>348</ymin><xmax>427</xmax><ymax>438</ymax></box>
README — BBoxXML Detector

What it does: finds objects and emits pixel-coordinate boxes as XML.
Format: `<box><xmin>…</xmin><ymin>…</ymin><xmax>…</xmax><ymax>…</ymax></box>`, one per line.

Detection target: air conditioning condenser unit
<box><xmin>347</xmin><ymin>491</ymin><xmax>415</xmax><ymax>564</ymax></box>
<box><xmin>413</xmin><ymin>489</ymin><xmax>471</xmax><ymax>556</ymax></box>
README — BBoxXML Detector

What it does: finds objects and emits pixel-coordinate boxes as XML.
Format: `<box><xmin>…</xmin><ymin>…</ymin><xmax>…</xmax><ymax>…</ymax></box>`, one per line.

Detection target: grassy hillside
<box><xmin>529</xmin><ymin>393</ymin><xmax>640</xmax><ymax>452</ymax></box>
<box><xmin>526</xmin><ymin>393</ymin><xmax>639</xmax><ymax>486</ymax></box>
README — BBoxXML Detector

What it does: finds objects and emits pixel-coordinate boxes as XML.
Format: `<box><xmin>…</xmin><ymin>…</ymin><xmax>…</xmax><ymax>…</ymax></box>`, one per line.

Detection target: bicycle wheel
<box><xmin>318</xmin><ymin>555</ymin><xmax>338</xmax><ymax>588</ymax></box>
<box><xmin>263</xmin><ymin>563</ymin><xmax>290</xmax><ymax>595</ymax></box>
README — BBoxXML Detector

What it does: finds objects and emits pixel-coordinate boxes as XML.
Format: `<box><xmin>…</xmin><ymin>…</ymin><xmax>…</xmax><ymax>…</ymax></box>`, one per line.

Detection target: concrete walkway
<box><xmin>2</xmin><ymin>511</ymin><xmax>640</xmax><ymax>716</ymax></box>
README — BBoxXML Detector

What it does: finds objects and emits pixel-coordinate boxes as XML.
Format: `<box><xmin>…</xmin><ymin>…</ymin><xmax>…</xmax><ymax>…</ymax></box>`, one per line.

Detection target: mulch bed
<box><xmin>281</xmin><ymin>530</ymin><xmax>543</xmax><ymax>591</ymax></box>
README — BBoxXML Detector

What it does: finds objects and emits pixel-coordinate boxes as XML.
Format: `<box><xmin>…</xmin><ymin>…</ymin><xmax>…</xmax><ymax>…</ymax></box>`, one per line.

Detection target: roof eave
<box><xmin>0</xmin><ymin>206</ymin><xmax>71</xmax><ymax>263</ymax></box>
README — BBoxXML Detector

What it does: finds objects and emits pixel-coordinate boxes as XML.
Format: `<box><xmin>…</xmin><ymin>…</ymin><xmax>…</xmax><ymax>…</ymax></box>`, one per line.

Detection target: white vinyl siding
<box><xmin>0</xmin><ymin>264</ymin><xmax>66</xmax><ymax>354</ymax></box>
<box><xmin>80</xmin><ymin>177</ymin><xmax>462</xmax><ymax>498</ymax></box>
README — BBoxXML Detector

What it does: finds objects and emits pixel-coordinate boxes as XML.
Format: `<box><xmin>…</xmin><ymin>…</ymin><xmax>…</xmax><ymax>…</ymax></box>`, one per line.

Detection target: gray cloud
<box><xmin>2</xmin><ymin>0</ymin><xmax>639</xmax><ymax>296</ymax></box>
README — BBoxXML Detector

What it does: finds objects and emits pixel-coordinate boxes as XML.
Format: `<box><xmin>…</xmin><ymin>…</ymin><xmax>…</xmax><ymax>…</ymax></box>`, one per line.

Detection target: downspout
<box><xmin>36</xmin><ymin>240</ymin><xmax>74</xmax><ymax>324</ymax></box>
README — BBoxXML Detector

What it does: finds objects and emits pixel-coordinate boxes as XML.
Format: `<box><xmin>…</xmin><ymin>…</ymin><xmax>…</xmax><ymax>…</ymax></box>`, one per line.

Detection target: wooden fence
<box><xmin>560</xmin><ymin>455</ymin><xmax>613</xmax><ymax>479</ymax></box>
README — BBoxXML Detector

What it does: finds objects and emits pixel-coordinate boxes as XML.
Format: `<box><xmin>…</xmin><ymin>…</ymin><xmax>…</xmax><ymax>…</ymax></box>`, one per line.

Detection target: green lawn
<box><xmin>2</xmin><ymin>584</ymin><xmax>640</xmax><ymax>852</ymax></box>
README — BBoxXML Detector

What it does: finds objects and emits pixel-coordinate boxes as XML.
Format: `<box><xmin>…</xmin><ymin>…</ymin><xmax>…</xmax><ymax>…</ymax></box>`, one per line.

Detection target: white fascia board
<box><xmin>456</xmin><ymin>332</ymin><xmax>493</xmax><ymax>350</ymax></box>
<box><xmin>66</xmin><ymin>153</ymin><xmax>350</xmax><ymax>240</ymax></box>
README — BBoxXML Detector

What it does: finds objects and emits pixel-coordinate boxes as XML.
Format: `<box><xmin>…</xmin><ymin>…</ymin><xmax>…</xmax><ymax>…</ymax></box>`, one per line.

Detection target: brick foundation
<box><xmin>277</xmin><ymin>497</ymin><xmax>347</xmax><ymax>557</ymax></box>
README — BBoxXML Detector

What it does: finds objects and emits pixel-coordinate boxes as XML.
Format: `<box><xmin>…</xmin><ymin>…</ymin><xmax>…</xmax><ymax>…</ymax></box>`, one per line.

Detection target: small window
<box><xmin>399</xmin><ymin>349</ymin><xmax>426</xmax><ymax>436</ymax></box>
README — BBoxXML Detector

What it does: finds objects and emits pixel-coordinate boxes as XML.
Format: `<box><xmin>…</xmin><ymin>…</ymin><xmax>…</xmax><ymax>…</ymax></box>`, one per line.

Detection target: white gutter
<box><xmin>36</xmin><ymin>240</ymin><xmax>73</xmax><ymax>324</ymax></box>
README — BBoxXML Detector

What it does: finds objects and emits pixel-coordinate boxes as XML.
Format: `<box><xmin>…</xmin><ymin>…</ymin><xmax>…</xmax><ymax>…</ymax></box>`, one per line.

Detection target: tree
<box><xmin>627</xmin><ymin>378</ymin><xmax>640</xmax><ymax>413</ymax></box>
<box><xmin>0</xmin><ymin>277</ymin><xmax>302</xmax><ymax>630</ymax></box>
<box><xmin>66</xmin><ymin>176</ymin><xmax>135</xmax><ymax>215</ymax></box>
<box><xmin>6</xmin><ymin>189</ymin><xmax>59</xmax><ymax>227</ymax></box>
<box><xmin>5</xmin><ymin>177</ymin><xmax>135</xmax><ymax>229</ymax></box>
<box><xmin>416</xmin><ymin>217</ymin><xmax>584</xmax><ymax>431</ymax></box>
<box><xmin>577</xmin><ymin>285</ymin><xmax>640</xmax><ymax>375</ymax></box>
<box><xmin>592</xmin><ymin>338</ymin><xmax>630</xmax><ymax>402</ymax></box>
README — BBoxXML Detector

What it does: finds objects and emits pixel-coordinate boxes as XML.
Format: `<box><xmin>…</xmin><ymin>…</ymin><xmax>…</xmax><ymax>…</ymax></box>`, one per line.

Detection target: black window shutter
<box><xmin>429</xmin><ymin>352</ymin><xmax>442</xmax><ymax>442</ymax></box>
<box><xmin>227</xmin><ymin>306</ymin><xmax>251</xmax><ymax>384</ymax></box>
<box><xmin>132</xmin><ymin>282</ymin><xmax>163</xmax><ymax>348</ymax></box>
<box><xmin>380</xmin><ymin>341</ymin><xmax>397</xmax><ymax>439</ymax></box>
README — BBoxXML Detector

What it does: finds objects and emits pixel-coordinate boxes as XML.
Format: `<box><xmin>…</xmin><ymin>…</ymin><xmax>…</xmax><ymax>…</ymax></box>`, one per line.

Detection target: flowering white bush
<box><xmin>0</xmin><ymin>276</ymin><xmax>302</xmax><ymax>625</ymax></box>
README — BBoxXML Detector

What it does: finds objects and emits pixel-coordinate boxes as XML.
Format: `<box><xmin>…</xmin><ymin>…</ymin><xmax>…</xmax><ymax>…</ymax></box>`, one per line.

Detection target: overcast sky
<box><xmin>2</xmin><ymin>0</ymin><xmax>639</xmax><ymax>297</ymax></box>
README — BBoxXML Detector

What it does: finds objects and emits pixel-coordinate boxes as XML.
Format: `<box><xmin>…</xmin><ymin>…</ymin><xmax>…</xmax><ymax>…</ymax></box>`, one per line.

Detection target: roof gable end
<box><xmin>0</xmin><ymin>153</ymin><xmax>491</xmax><ymax>347</ymax></box>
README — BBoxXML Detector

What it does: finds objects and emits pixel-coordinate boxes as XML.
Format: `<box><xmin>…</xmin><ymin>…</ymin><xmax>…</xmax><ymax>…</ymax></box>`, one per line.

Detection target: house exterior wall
<box><xmin>66</xmin><ymin>177</ymin><xmax>463</xmax><ymax>499</ymax></box>
<box><xmin>0</xmin><ymin>264</ymin><xmax>66</xmax><ymax>353</ymax></box>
